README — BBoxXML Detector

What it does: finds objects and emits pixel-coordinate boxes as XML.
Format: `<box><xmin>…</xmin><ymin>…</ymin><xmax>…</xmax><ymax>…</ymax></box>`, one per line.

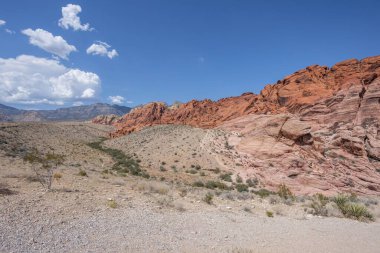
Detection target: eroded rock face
<box><xmin>219</xmin><ymin>114</ymin><xmax>380</xmax><ymax>196</ymax></box>
<box><xmin>109</xmin><ymin>56</ymin><xmax>380</xmax><ymax>138</ymax></box>
<box><xmin>92</xmin><ymin>114</ymin><xmax>121</xmax><ymax>125</ymax></box>
<box><xmin>94</xmin><ymin>55</ymin><xmax>380</xmax><ymax>195</ymax></box>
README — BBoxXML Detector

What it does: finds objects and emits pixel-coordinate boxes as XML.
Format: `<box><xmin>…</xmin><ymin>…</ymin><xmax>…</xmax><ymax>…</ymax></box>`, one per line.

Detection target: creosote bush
<box><xmin>235</xmin><ymin>184</ymin><xmax>249</xmax><ymax>192</ymax></box>
<box><xmin>78</xmin><ymin>169</ymin><xmax>87</xmax><ymax>177</ymax></box>
<box><xmin>87</xmin><ymin>139</ymin><xmax>149</xmax><ymax>178</ymax></box>
<box><xmin>23</xmin><ymin>148</ymin><xmax>65</xmax><ymax>190</ymax></box>
<box><xmin>252</xmin><ymin>189</ymin><xmax>274</xmax><ymax>198</ymax></box>
<box><xmin>203</xmin><ymin>193</ymin><xmax>214</xmax><ymax>204</ymax></box>
<box><xmin>220</xmin><ymin>172</ymin><xmax>232</xmax><ymax>182</ymax></box>
<box><xmin>266</xmin><ymin>211</ymin><xmax>274</xmax><ymax>217</ymax></box>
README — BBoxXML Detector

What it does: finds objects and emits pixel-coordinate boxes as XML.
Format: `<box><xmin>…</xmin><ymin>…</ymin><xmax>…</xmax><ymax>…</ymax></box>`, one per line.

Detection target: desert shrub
<box><xmin>53</xmin><ymin>172</ymin><xmax>62</xmax><ymax>180</ymax></box>
<box><xmin>0</xmin><ymin>183</ymin><xmax>15</xmax><ymax>195</ymax></box>
<box><xmin>200</xmin><ymin>172</ymin><xmax>206</xmax><ymax>176</ymax></box>
<box><xmin>187</xmin><ymin>169</ymin><xmax>197</xmax><ymax>174</ymax></box>
<box><xmin>277</xmin><ymin>184</ymin><xmax>295</xmax><ymax>200</ymax></box>
<box><xmin>23</xmin><ymin>149</ymin><xmax>64</xmax><ymax>190</ymax></box>
<box><xmin>266</xmin><ymin>211</ymin><xmax>274</xmax><ymax>217</ymax></box>
<box><xmin>205</xmin><ymin>180</ymin><xmax>230</xmax><ymax>190</ymax></box>
<box><xmin>341</xmin><ymin>203</ymin><xmax>373</xmax><ymax>221</ymax></box>
<box><xmin>333</xmin><ymin>194</ymin><xmax>349</xmax><ymax>209</ymax></box>
<box><xmin>212</xmin><ymin>167</ymin><xmax>221</xmax><ymax>174</ymax></box>
<box><xmin>333</xmin><ymin>194</ymin><xmax>373</xmax><ymax>221</ymax></box>
<box><xmin>203</xmin><ymin>193</ymin><xmax>214</xmax><ymax>204</ymax></box>
<box><xmin>87</xmin><ymin>139</ymin><xmax>147</xmax><ymax>178</ymax></box>
<box><xmin>107</xmin><ymin>199</ymin><xmax>117</xmax><ymax>208</ymax></box>
<box><xmin>160</xmin><ymin>166</ymin><xmax>167</xmax><ymax>172</ymax></box>
<box><xmin>195</xmin><ymin>165</ymin><xmax>201</xmax><ymax>170</ymax></box>
<box><xmin>220</xmin><ymin>173</ymin><xmax>232</xmax><ymax>182</ymax></box>
<box><xmin>78</xmin><ymin>169</ymin><xmax>87</xmax><ymax>177</ymax></box>
<box><xmin>253</xmin><ymin>188</ymin><xmax>274</xmax><ymax>198</ymax></box>
<box><xmin>310</xmin><ymin>193</ymin><xmax>330</xmax><ymax>216</ymax></box>
<box><xmin>136</xmin><ymin>181</ymin><xmax>169</xmax><ymax>195</ymax></box>
<box><xmin>192</xmin><ymin>181</ymin><xmax>205</xmax><ymax>187</ymax></box>
<box><xmin>235</xmin><ymin>183</ymin><xmax>249</xmax><ymax>192</ymax></box>
<box><xmin>246</xmin><ymin>178</ymin><xmax>258</xmax><ymax>188</ymax></box>
<box><xmin>236</xmin><ymin>175</ymin><xmax>243</xmax><ymax>183</ymax></box>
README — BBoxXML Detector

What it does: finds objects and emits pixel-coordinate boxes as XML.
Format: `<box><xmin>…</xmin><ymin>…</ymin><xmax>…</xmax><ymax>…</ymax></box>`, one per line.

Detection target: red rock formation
<box><xmin>108</xmin><ymin>55</ymin><xmax>380</xmax><ymax>137</ymax></box>
<box><xmin>93</xmin><ymin>55</ymin><xmax>380</xmax><ymax>195</ymax></box>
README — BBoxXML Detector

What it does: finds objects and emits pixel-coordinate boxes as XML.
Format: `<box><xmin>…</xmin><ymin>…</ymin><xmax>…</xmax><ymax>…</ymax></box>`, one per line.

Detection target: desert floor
<box><xmin>1</xmin><ymin>122</ymin><xmax>380</xmax><ymax>253</ymax></box>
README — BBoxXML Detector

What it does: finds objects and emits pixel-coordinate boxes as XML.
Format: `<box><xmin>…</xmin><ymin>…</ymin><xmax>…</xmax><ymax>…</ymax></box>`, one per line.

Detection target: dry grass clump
<box><xmin>107</xmin><ymin>199</ymin><xmax>117</xmax><ymax>208</ymax></box>
<box><xmin>136</xmin><ymin>181</ymin><xmax>170</xmax><ymax>195</ymax></box>
<box><xmin>309</xmin><ymin>193</ymin><xmax>330</xmax><ymax>216</ymax></box>
<box><xmin>277</xmin><ymin>184</ymin><xmax>295</xmax><ymax>200</ymax></box>
<box><xmin>0</xmin><ymin>182</ymin><xmax>16</xmax><ymax>195</ymax></box>
<box><xmin>203</xmin><ymin>192</ymin><xmax>214</xmax><ymax>204</ymax></box>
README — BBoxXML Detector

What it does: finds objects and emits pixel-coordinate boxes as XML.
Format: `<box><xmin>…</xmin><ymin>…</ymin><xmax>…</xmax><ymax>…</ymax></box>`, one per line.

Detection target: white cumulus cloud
<box><xmin>0</xmin><ymin>55</ymin><xmax>100</xmax><ymax>105</ymax></box>
<box><xmin>58</xmin><ymin>4</ymin><xmax>92</xmax><ymax>31</ymax></box>
<box><xmin>0</xmin><ymin>20</ymin><xmax>5</xmax><ymax>26</ymax></box>
<box><xmin>87</xmin><ymin>41</ymin><xmax>118</xmax><ymax>59</ymax></box>
<box><xmin>22</xmin><ymin>28</ymin><xmax>77</xmax><ymax>60</ymax></box>
<box><xmin>108</xmin><ymin>95</ymin><xmax>125</xmax><ymax>105</ymax></box>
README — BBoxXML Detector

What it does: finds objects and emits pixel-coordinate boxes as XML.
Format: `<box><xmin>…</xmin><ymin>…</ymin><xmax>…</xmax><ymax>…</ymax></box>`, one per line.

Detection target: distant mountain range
<box><xmin>0</xmin><ymin>103</ymin><xmax>131</xmax><ymax>122</ymax></box>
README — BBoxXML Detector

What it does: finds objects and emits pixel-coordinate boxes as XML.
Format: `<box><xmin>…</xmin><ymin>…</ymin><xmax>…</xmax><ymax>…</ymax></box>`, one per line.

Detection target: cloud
<box><xmin>5</xmin><ymin>29</ymin><xmax>15</xmax><ymax>34</ymax></box>
<box><xmin>108</xmin><ymin>95</ymin><xmax>125</xmax><ymax>104</ymax></box>
<box><xmin>0</xmin><ymin>20</ymin><xmax>5</xmax><ymax>26</ymax></box>
<box><xmin>87</xmin><ymin>41</ymin><xmax>118</xmax><ymax>59</ymax></box>
<box><xmin>73</xmin><ymin>101</ymin><xmax>84</xmax><ymax>106</ymax></box>
<box><xmin>22</xmin><ymin>28</ymin><xmax>76</xmax><ymax>59</ymax></box>
<box><xmin>58</xmin><ymin>4</ymin><xmax>92</xmax><ymax>31</ymax></box>
<box><xmin>0</xmin><ymin>55</ymin><xmax>100</xmax><ymax>105</ymax></box>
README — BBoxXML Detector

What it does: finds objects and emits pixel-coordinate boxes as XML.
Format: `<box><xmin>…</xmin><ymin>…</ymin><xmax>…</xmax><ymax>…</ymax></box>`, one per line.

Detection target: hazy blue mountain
<box><xmin>0</xmin><ymin>103</ymin><xmax>131</xmax><ymax>122</ymax></box>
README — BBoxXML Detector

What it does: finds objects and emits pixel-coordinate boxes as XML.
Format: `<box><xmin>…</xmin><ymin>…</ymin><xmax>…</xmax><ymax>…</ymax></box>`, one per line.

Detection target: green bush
<box><xmin>205</xmin><ymin>181</ymin><xmax>230</xmax><ymax>190</ymax></box>
<box><xmin>192</xmin><ymin>181</ymin><xmax>205</xmax><ymax>187</ymax></box>
<box><xmin>87</xmin><ymin>139</ymin><xmax>147</xmax><ymax>178</ymax></box>
<box><xmin>252</xmin><ymin>189</ymin><xmax>274</xmax><ymax>198</ymax></box>
<box><xmin>236</xmin><ymin>183</ymin><xmax>249</xmax><ymax>192</ymax></box>
<box><xmin>203</xmin><ymin>193</ymin><xmax>213</xmax><ymax>204</ymax></box>
<box><xmin>220</xmin><ymin>173</ymin><xmax>232</xmax><ymax>182</ymax></box>
<box><xmin>333</xmin><ymin>194</ymin><xmax>373</xmax><ymax>221</ymax></box>
<box><xmin>246</xmin><ymin>178</ymin><xmax>258</xmax><ymax>188</ymax></box>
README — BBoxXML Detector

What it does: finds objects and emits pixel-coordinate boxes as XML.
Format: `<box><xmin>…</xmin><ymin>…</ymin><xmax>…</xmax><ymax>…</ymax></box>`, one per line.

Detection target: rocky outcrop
<box><xmin>219</xmin><ymin>115</ymin><xmax>380</xmax><ymax>196</ymax></box>
<box><xmin>92</xmin><ymin>114</ymin><xmax>121</xmax><ymax>125</ymax></box>
<box><xmin>95</xmin><ymin>55</ymin><xmax>380</xmax><ymax>195</ymax></box>
<box><xmin>109</xmin><ymin>55</ymin><xmax>380</xmax><ymax>137</ymax></box>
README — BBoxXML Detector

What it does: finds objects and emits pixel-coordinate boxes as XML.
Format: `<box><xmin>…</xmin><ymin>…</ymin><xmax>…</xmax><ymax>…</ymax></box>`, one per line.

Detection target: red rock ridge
<box><xmin>93</xmin><ymin>55</ymin><xmax>380</xmax><ymax>137</ymax></box>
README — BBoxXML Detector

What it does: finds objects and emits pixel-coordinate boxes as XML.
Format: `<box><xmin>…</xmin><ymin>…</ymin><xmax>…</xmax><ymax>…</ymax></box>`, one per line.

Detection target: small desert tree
<box><xmin>24</xmin><ymin>148</ymin><xmax>64</xmax><ymax>190</ymax></box>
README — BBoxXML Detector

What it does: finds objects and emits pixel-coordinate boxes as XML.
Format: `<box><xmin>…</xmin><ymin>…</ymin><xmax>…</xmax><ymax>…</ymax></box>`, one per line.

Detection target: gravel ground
<box><xmin>1</xmin><ymin>195</ymin><xmax>380</xmax><ymax>253</ymax></box>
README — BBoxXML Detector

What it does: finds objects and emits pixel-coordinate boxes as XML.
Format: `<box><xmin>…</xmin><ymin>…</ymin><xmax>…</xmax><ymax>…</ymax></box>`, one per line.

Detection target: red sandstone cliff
<box><xmin>94</xmin><ymin>56</ymin><xmax>380</xmax><ymax>137</ymax></box>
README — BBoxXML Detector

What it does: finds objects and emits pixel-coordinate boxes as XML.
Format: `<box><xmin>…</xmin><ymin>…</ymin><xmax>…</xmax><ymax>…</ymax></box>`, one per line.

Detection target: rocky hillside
<box><xmin>102</xmin><ymin>56</ymin><xmax>380</xmax><ymax>137</ymax></box>
<box><xmin>93</xmin><ymin>56</ymin><xmax>380</xmax><ymax>195</ymax></box>
<box><xmin>0</xmin><ymin>103</ymin><xmax>131</xmax><ymax>122</ymax></box>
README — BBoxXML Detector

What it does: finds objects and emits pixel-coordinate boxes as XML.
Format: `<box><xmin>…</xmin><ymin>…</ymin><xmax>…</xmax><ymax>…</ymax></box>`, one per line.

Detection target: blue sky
<box><xmin>0</xmin><ymin>0</ymin><xmax>379</xmax><ymax>109</ymax></box>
